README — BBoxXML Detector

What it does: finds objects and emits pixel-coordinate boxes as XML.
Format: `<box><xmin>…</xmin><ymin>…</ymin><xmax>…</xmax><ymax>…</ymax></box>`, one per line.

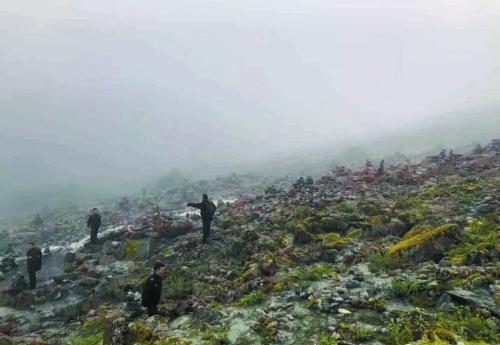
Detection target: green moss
<box><xmin>346</xmin><ymin>228</ymin><xmax>362</xmax><ymax>240</ymax></box>
<box><xmin>317</xmin><ymin>333</ymin><xmax>338</xmax><ymax>345</ymax></box>
<box><xmin>321</xmin><ymin>233</ymin><xmax>348</xmax><ymax>249</ymax></box>
<box><xmin>65</xmin><ymin>316</ymin><xmax>105</xmax><ymax>345</ymax></box>
<box><xmin>201</xmin><ymin>325</ymin><xmax>229</xmax><ymax>345</ymax></box>
<box><xmin>129</xmin><ymin>321</ymin><xmax>153</xmax><ymax>343</ymax></box>
<box><xmin>284</xmin><ymin>263</ymin><xmax>335</xmax><ymax>283</ymax></box>
<box><xmin>80</xmin><ymin>316</ymin><xmax>105</xmax><ymax>333</ymax></box>
<box><xmin>272</xmin><ymin>282</ymin><xmax>286</xmax><ymax>292</ymax></box>
<box><xmin>124</xmin><ymin>239</ymin><xmax>141</xmax><ymax>255</ymax></box>
<box><xmin>387</xmin><ymin>224</ymin><xmax>456</xmax><ymax>255</ymax></box>
<box><xmin>235</xmin><ymin>291</ymin><xmax>264</xmax><ymax>306</ymax></box>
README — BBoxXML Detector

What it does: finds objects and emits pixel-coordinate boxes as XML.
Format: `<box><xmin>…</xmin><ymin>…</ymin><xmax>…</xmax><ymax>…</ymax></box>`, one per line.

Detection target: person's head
<box><xmin>202</xmin><ymin>194</ymin><xmax>208</xmax><ymax>201</ymax></box>
<box><xmin>153</xmin><ymin>261</ymin><xmax>166</xmax><ymax>277</ymax></box>
<box><xmin>27</xmin><ymin>242</ymin><xmax>34</xmax><ymax>251</ymax></box>
<box><xmin>91</xmin><ymin>208</ymin><xmax>99</xmax><ymax>214</ymax></box>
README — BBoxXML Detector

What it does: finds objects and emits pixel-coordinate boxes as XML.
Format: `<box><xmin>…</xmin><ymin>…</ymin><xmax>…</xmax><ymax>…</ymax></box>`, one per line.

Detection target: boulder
<box><xmin>103</xmin><ymin>317</ymin><xmax>129</xmax><ymax>345</ymax></box>
<box><xmin>119</xmin><ymin>239</ymin><xmax>152</xmax><ymax>260</ymax></box>
<box><xmin>79</xmin><ymin>277</ymin><xmax>99</xmax><ymax>288</ymax></box>
<box><xmin>446</xmin><ymin>288</ymin><xmax>500</xmax><ymax>317</ymax></box>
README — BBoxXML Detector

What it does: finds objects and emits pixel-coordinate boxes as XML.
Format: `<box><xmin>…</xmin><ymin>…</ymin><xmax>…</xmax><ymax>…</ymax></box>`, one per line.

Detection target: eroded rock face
<box><xmin>103</xmin><ymin>317</ymin><xmax>129</xmax><ymax>345</ymax></box>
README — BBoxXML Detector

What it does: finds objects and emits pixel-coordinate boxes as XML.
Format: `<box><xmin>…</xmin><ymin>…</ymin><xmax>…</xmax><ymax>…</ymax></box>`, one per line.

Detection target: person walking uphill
<box><xmin>187</xmin><ymin>194</ymin><xmax>217</xmax><ymax>243</ymax></box>
<box><xmin>87</xmin><ymin>208</ymin><xmax>101</xmax><ymax>244</ymax></box>
<box><xmin>142</xmin><ymin>262</ymin><xmax>166</xmax><ymax>316</ymax></box>
<box><xmin>26</xmin><ymin>243</ymin><xmax>42</xmax><ymax>290</ymax></box>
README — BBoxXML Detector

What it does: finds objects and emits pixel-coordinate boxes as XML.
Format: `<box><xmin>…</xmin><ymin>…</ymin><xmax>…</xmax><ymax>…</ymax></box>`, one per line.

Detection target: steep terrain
<box><xmin>0</xmin><ymin>140</ymin><xmax>499</xmax><ymax>345</ymax></box>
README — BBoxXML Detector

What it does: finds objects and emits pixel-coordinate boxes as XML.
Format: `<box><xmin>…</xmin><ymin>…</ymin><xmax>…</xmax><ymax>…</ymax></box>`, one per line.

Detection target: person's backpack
<box><xmin>208</xmin><ymin>201</ymin><xmax>217</xmax><ymax>220</ymax></box>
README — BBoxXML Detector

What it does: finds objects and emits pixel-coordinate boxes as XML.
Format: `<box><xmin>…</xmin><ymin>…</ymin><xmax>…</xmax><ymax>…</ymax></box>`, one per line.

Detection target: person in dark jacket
<box><xmin>26</xmin><ymin>243</ymin><xmax>42</xmax><ymax>290</ymax></box>
<box><xmin>142</xmin><ymin>261</ymin><xmax>166</xmax><ymax>316</ymax></box>
<box><xmin>187</xmin><ymin>194</ymin><xmax>217</xmax><ymax>243</ymax></box>
<box><xmin>87</xmin><ymin>208</ymin><xmax>102</xmax><ymax>244</ymax></box>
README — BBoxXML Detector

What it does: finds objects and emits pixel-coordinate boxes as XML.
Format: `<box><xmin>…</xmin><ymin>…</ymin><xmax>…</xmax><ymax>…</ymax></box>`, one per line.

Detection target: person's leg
<box><xmin>147</xmin><ymin>305</ymin><xmax>159</xmax><ymax>316</ymax></box>
<box><xmin>28</xmin><ymin>270</ymin><xmax>36</xmax><ymax>289</ymax></box>
<box><xmin>206</xmin><ymin>219</ymin><xmax>212</xmax><ymax>239</ymax></box>
<box><xmin>202</xmin><ymin>220</ymin><xmax>210</xmax><ymax>242</ymax></box>
<box><xmin>90</xmin><ymin>228</ymin><xmax>98</xmax><ymax>243</ymax></box>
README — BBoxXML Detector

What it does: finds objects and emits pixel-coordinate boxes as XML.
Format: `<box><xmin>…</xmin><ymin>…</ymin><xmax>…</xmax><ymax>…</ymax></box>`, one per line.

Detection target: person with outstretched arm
<box><xmin>187</xmin><ymin>194</ymin><xmax>217</xmax><ymax>243</ymax></box>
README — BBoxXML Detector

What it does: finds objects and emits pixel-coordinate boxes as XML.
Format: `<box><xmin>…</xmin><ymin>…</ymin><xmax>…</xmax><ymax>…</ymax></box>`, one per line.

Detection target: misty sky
<box><xmin>1</xmin><ymin>0</ymin><xmax>500</xmax><ymax>201</ymax></box>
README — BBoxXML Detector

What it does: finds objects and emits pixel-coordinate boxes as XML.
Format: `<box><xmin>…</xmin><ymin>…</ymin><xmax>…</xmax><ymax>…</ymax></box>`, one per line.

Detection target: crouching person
<box><xmin>141</xmin><ymin>261</ymin><xmax>166</xmax><ymax>316</ymax></box>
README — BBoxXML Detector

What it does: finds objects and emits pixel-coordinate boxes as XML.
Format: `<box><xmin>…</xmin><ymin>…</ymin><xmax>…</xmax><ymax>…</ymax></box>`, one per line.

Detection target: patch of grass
<box><xmin>391</xmin><ymin>278</ymin><xmax>421</xmax><ymax>297</ymax></box>
<box><xmin>338</xmin><ymin>322</ymin><xmax>375</xmax><ymax>342</ymax></box>
<box><xmin>368</xmin><ymin>253</ymin><xmax>401</xmax><ymax>272</ymax></box>
<box><xmin>235</xmin><ymin>291</ymin><xmax>265</xmax><ymax>307</ymax></box>
<box><xmin>66</xmin><ymin>316</ymin><xmax>105</xmax><ymax>345</ymax></box>
<box><xmin>163</xmin><ymin>269</ymin><xmax>193</xmax><ymax>300</ymax></box>
<box><xmin>446</xmin><ymin>218</ymin><xmax>499</xmax><ymax>263</ymax></box>
<box><xmin>434</xmin><ymin>306</ymin><xmax>499</xmax><ymax>344</ymax></box>
<box><xmin>368</xmin><ymin>298</ymin><xmax>386</xmax><ymax>312</ymax></box>
<box><xmin>317</xmin><ymin>333</ymin><xmax>338</xmax><ymax>345</ymax></box>
<box><xmin>201</xmin><ymin>325</ymin><xmax>230</xmax><ymax>345</ymax></box>
<box><xmin>384</xmin><ymin>307</ymin><xmax>500</xmax><ymax>345</ymax></box>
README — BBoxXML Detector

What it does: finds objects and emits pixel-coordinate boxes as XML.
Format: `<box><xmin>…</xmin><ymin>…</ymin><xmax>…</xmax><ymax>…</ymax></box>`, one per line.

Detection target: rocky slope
<box><xmin>0</xmin><ymin>140</ymin><xmax>499</xmax><ymax>345</ymax></box>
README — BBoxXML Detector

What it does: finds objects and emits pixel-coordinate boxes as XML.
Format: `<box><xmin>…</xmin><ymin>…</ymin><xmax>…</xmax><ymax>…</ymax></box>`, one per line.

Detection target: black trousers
<box><xmin>90</xmin><ymin>227</ymin><xmax>99</xmax><ymax>243</ymax></box>
<box><xmin>202</xmin><ymin>219</ymin><xmax>212</xmax><ymax>242</ymax></box>
<box><xmin>28</xmin><ymin>270</ymin><xmax>37</xmax><ymax>290</ymax></box>
<box><xmin>147</xmin><ymin>304</ymin><xmax>159</xmax><ymax>316</ymax></box>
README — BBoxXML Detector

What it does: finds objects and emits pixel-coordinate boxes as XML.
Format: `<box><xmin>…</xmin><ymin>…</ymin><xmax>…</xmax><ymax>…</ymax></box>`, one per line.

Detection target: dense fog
<box><xmin>1</xmin><ymin>1</ymin><xmax>499</xmax><ymax>217</ymax></box>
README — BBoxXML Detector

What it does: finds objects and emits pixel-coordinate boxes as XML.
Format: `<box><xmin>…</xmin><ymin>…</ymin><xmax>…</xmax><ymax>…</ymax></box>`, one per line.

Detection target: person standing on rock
<box><xmin>26</xmin><ymin>242</ymin><xmax>42</xmax><ymax>290</ymax></box>
<box><xmin>187</xmin><ymin>194</ymin><xmax>217</xmax><ymax>243</ymax></box>
<box><xmin>87</xmin><ymin>208</ymin><xmax>102</xmax><ymax>244</ymax></box>
<box><xmin>142</xmin><ymin>261</ymin><xmax>166</xmax><ymax>316</ymax></box>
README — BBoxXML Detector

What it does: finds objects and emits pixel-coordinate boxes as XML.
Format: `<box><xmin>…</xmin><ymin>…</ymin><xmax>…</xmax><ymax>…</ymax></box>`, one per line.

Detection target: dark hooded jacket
<box><xmin>27</xmin><ymin>247</ymin><xmax>42</xmax><ymax>272</ymax></box>
<box><xmin>187</xmin><ymin>200</ymin><xmax>216</xmax><ymax>222</ymax></box>
<box><xmin>142</xmin><ymin>273</ymin><xmax>163</xmax><ymax>308</ymax></box>
<box><xmin>87</xmin><ymin>213</ymin><xmax>101</xmax><ymax>230</ymax></box>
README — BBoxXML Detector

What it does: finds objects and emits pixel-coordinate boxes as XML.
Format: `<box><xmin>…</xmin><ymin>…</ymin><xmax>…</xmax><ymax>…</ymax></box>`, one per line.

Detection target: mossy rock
<box><xmin>321</xmin><ymin>233</ymin><xmax>348</xmax><ymax>250</ymax></box>
<box><xmin>293</xmin><ymin>224</ymin><xmax>315</xmax><ymax>244</ymax></box>
<box><xmin>387</xmin><ymin>224</ymin><xmax>458</xmax><ymax>262</ymax></box>
<box><xmin>129</xmin><ymin>321</ymin><xmax>153</xmax><ymax>343</ymax></box>
<box><xmin>120</xmin><ymin>239</ymin><xmax>152</xmax><ymax>260</ymax></box>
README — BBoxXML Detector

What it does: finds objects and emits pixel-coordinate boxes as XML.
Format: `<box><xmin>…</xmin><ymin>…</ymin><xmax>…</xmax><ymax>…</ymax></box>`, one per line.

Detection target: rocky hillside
<box><xmin>0</xmin><ymin>140</ymin><xmax>499</xmax><ymax>345</ymax></box>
